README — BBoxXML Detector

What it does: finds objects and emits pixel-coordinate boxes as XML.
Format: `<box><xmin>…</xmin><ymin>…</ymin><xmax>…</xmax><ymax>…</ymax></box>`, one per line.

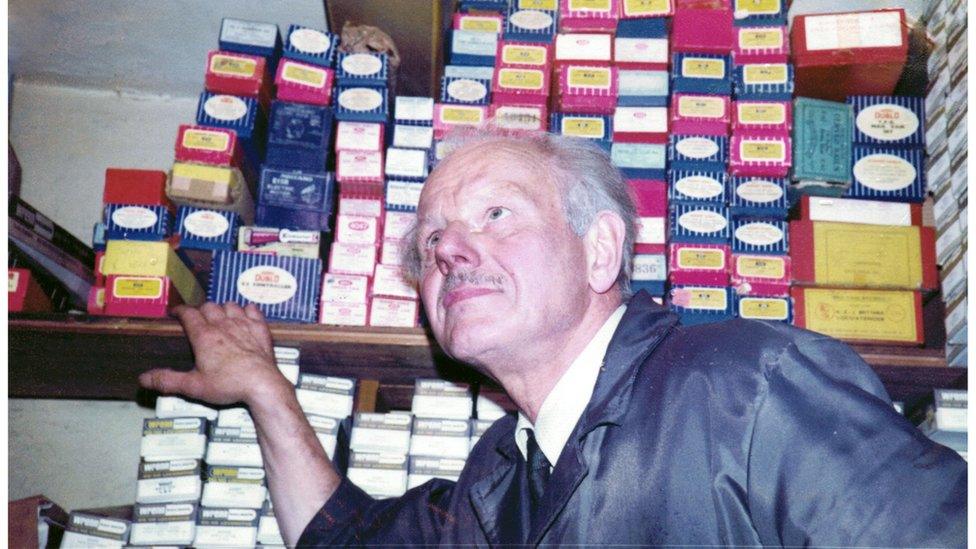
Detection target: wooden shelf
<box><xmin>9</xmin><ymin>314</ymin><xmax>966</xmax><ymax>408</ymax></box>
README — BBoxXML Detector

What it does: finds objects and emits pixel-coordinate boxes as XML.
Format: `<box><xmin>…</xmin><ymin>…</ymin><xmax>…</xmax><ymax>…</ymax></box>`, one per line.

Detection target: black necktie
<box><xmin>526</xmin><ymin>429</ymin><xmax>551</xmax><ymax>507</ymax></box>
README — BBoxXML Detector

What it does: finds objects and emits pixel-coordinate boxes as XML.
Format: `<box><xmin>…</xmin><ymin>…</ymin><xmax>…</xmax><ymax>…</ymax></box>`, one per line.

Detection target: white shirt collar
<box><xmin>514</xmin><ymin>304</ymin><xmax>627</xmax><ymax>467</ymax></box>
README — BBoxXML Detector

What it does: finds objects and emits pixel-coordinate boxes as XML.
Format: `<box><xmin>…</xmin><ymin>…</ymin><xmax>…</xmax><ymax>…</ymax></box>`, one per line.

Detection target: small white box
<box><xmin>369</xmin><ymin>297</ymin><xmax>419</xmax><ymax>328</ymax></box>
<box><xmin>319</xmin><ymin>300</ymin><xmax>369</xmax><ymax>326</ymax></box>
<box><xmin>192</xmin><ymin>508</ymin><xmax>259</xmax><ymax>549</ymax></box>
<box><xmin>383</xmin><ymin>210</ymin><xmax>417</xmax><ymax>240</ymax></box>
<box><xmin>307</xmin><ymin>413</ymin><xmax>341</xmax><ymax>458</ymax></box>
<box><xmin>335</xmin><ymin>121</ymin><xmax>384</xmax><ymax>152</ymax></box>
<box><xmin>136</xmin><ymin>459</ymin><xmax>203</xmax><ymax>504</ymax></box>
<box><xmin>350</xmin><ymin>412</ymin><xmax>413</xmax><ymax>454</ymax></box>
<box><xmin>129</xmin><ymin>503</ymin><xmax>197</xmax><ymax>546</ymax></box>
<box><xmin>336</xmin><ymin>214</ymin><xmax>380</xmax><ymax>245</ymax></box>
<box><xmin>328</xmin><ymin>242</ymin><xmax>378</xmax><ymax>276</ymax></box>
<box><xmin>372</xmin><ymin>264</ymin><xmax>418</xmax><ymax>299</ymax></box>
<box><xmin>393</xmin><ymin>124</ymin><xmax>435</xmax><ymax>150</ymax></box>
<box><xmin>409</xmin><ymin>417</ymin><xmax>471</xmax><ymax>459</ymax></box>
<box><xmin>346</xmin><ymin>451</ymin><xmax>409</xmax><ymax>499</ymax></box>
<box><xmin>556</xmin><ymin>33</ymin><xmax>612</xmax><ymax>62</ymax></box>
<box><xmin>338</xmin><ymin>195</ymin><xmax>384</xmax><ymax>218</ymax></box>
<box><xmin>155</xmin><ymin>396</ymin><xmax>217</xmax><ymax>421</ymax></box>
<box><xmin>140</xmin><ymin>417</ymin><xmax>208</xmax><ymax>462</ymax></box>
<box><xmin>395</xmin><ymin>96</ymin><xmax>435</xmax><ymax>124</ymax></box>
<box><xmin>206</xmin><ymin>425</ymin><xmax>263</xmax><ymax>467</ymax></box>
<box><xmin>200</xmin><ymin>466</ymin><xmax>267</xmax><ymax>509</ymax></box>
<box><xmin>321</xmin><ymin>272</ymin><xmax>370</xmax><ymax>304</ymax></box>
<box><xmin>295</xmin><ymin>374</ymin><xmax>356</xmax><ymax>419</ymax></box>
<box><xmin>385</xmin><ymin>147</ymin><xmax>430</xmax><ymax>179</ymax></box>
<box><xmin>411</xmin><ymin>379</ymin><xmax>472</xmax><ymax>420</ymax></box>
<box><xmin>407</xmin><ymin>456</ymin><xmax>465</xmax><ymax>489</ymax></box>
<box><xmin>381</xmin><ymin>238</ymin><xmax>406</xmax><ymax>265</ymax></box>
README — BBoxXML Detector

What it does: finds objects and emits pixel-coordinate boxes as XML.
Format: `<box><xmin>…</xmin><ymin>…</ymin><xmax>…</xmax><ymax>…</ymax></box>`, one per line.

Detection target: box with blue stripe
<box><xmin>668</xmin><ymin>170</ymin><xmax>728</xmax><ymax>205</ymax></box>
<box><xmin>728</xmin><ymin>176</ymin><xmax>788</xmax><ymax>218</ymax></box>
<box><xmin>219</xmin><ymin>18</ymin><xmax>281</xmax><ymax>70</ymax></box>
<box><xmin>459</xmin><ymin>0</ymin><xmax>508</xmax><ymax>11</ymax></box>
<box><xmin>283</xmin><ymin>25</ymin><xmax>338</xmax><ymax>68</ymax></box>
<box><xmin>731</xmin><ymin>0</ymin><xmax>787</xmax><ymax>26</ymax></box>
<box><xmin>265</xmin><ymin>101</ymin><xmax>333</xmax><ymax>172</ymax></box>
<box><xmin>196</xmin><ymin>91</ymin><xmax>265</xmax><ymax>171</ymax></box>
<box><xmin>735</xmin><ymin>294</ymin><xmax>791</xmax><ymax>322</ymax></box>
<box><xmin>257</xmin><ymin>168</ymin><xmax>334</xmax><ymax>232</ymax></box>
<box><xmin>734</xmin><ymin>63</ymin><xmax>794</xmax><ymax>100</ymax></box>
<box><xmin>336</xmin><ymin>52</ymin><xmax>389</xmax><ymax>88</ymax></box>
<box><xmin>386</xmin><ymin>180</ymin><xmax>425</xmax><ymax>212</ymax></box>
<box><xmin>616</xmin><ymin>16</ymin><xmax>668</xmax><ymax>39</ymax></box>
<box><xmin>450</xmin><ymin>30</ymin><xmax>498</xmax><ymax>66</ymax></box>
<box><xmin>93</xmin><ymin>222</ymin><xmax>107</xmax><ymax>252</ymax></box>
<box><xmin>668</xmin><ymin>285</ymin><xmax>733</xmax><ymax>325</ymax></box>
<box><xmin>440</xmin><ymin>76</ymin><xmax>492</xmax><ymax>105</ymax></box>
<box><xmin>443</xmin><ymin>65</ymin><xmax>496</xmax><ymax>80</ymax></box>
<box><xmin>105</xmin><ymin>205</ymin><xmax>171</xmax><ymax>241</ymax></box>
<box><xmin>669</xmin><ymin>203</ymin><xmax>731</xmax><ymax>244</ymax></box>
<box><xmin>611</xmin><ymin>143</ymin><xmax>666</xmax><ymax>179</ymax></box>
<box><xmin>849</xmin><ymin>146</ymin><xmax>926</xmax><ymax>202</ymax></box>
<box><xmin>617</xmin><ymin>70</ymin><xmax>669</xmax><ymax>107</ymax></box>
<box><xmin>334</xmin><ymin>86</ymin><xmax>389</xmax><ymax>123</ymax></box>
<box><xmin>177</xmin><ymin>206</ymin><xmax>240</xmax><ymax>251</ymax></box>
<box><xmin>209</xmin><ymin>250</ymin><xmax>322</xmax><ymax>323</ymax></box>
<box><xmin>394</xmin><ymin>96</ymin><xmax>435</xmax><ymax>126</ymax></box>
<box><xmin>551</xmin><ymin>113</ymin><xmax>613</xmax><ymax>152</ymax></box>
<box><xmin>668</xmin><ymin>134</ymin><xmax>728</xmax><ymax>171</ymax></box>
<box><xmin>504</xmin><ymin>5</ymin><xmax>558</xmax><ymax>43</ymax></box>
<box><xmin>731</xmin><ymin>219</ymin><xmax>788</xmax><ymax>255</ymax></box>
<box><xmin>671</xmin><ymin>54</ymin><xmax>732</xmax><ymax>95</ymax></box>
<box><xmin>849</xmin><ymin>96</ymin><xmax>925</xmax><ymax>148</ymax></box>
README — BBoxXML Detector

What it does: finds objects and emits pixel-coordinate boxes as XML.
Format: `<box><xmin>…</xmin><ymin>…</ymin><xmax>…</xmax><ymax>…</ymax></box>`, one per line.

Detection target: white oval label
<box><xmin>675</xmin><ymin>175</ymin><xmax>724</xmax><ymax>199</ymax></box>
<box><xmin>678</xmin><ymin>210</ymin><xmax>728</xmax><ymax>233</ymax></box>
<box><xmin>204</xmin><ymin>95</ymin><xmax>247</xmax><ymax>122</ymax></box>
<box><xmin>509</xmin><ymin>9</ymin><xmax>554</xmax><ymax>30</ymax></box>
<box><xmin>734</xmin><ymin>222</ymin><xmax>783</xmax><ymax>246</ymax></box>
<box><xmin>183</xmin><ymin>210</ymin><xmax>230</xmax><ymax>238</ymax></box>
<box><xmin>290</xmin><ymin>28</ymin><xmax>330</xmax><ymax>54</ymax></box>
<box><xmin>735</xmin><ymin>179</ymin><xmax>783</xmax><ymax>203</ymax></box>
<box><xmin>447</xmin><ymin>79</ymin><xmax>488</xmax><ymax>102</ymax></box>
<box><xmin>339</xmin><ymin>88</ymin><xmax>383</xmax><ymax>112</ymax></box>
<box><xmin>111</xmin><ymin>206</ymin><xmax>158</xmax><ymax>229</ymax></box>
<box><xmin>342</xmin><ymin>53</ymin><xmax>382</xmax><ymax>76</ymax></box>
<box><xmin>675</xmin><ymin>137</ymin><xmax>719</xmax><ymax>159</ymax></box>
<box><xmin>856</xmin><ymin>104</ymin><xmax>919</xmax><ymax>141</ymax></box>
<box><xmin>853</xmin><ymin>154</ymin><xmax>917</xmax><ymax>191</ymax></box>
<box><xmin>237</xmin><ymin>266</ymin><xmax>298</xmax><ymax>305</ymax></box>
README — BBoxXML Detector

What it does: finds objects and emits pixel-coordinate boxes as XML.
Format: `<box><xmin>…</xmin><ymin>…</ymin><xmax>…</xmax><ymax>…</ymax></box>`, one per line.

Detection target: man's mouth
<box><xmin>442</xmin><ymin>287</ymin><xmax>500</xmax><ymax>309</ymax></box>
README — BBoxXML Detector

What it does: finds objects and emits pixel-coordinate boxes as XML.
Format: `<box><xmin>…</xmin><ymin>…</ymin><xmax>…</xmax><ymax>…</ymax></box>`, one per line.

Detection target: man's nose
<box><xmin>435</xmin><ymin>222</ymin><xmax>480</xmax><ymax>276</ymax></box>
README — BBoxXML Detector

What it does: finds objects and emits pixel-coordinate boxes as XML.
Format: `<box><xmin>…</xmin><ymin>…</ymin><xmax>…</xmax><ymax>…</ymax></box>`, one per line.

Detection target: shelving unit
<box><xmin>10</xmin><ymin>314</ymin><xmax>965</xmax><ymax>408</ymax></box>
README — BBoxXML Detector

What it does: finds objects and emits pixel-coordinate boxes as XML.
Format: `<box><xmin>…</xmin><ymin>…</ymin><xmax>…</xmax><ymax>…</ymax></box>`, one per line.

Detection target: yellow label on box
<box><xmin>737</xmin><ymin>103</ymin><xmax>785</xmax><ymax>124</ymax></box>
<box><xmin>210</xmin><ymin>55</ymin><xmax>257</xmax><ymax>77</ymax></box>
<box><xmin>741</xmin><ymin>141</ymin><xmax>784</xmax><ymax>161</ymax></box>
<box><xmin>519</xmin><ymin>0</ymin><xmax>557</xmax><ymax>9</ymax></box>
<box><xmin>678</xmin><ymin>96</ymin><xmax>725</xmax><ymax>119</ymax></box>
<box><xmin>562</xmin><ymin>118</ymin><xmax>605</xmax><ymax>137</ymax></box>
<box><xmin>499</xmin><ymin>69</ymin><xmax>543</xmax><ymax>90</ymax></box>
<box><xmin>736</xmin><ymin>256</ymin><xmax>785</xmax><ymax>279</ymax></box>
<box><xmin>283</xmin><ymin>62</ymin><xmax>326</xmax><ymax>87</ymax></box>
<box><xmin>801</xmin><ymin>288</ymin><xmax>918</xmax><ymax>342</ymax></box>
<box><xmin>8</xmin><ymin>270</ymin><xmax>19</xmax><ymax>292</ymax></box>
<box><xmin>568</xmin><ymin>67</ymin><xmax>611</xmax><ymax>88</ymax></box>
<box><xmin>813</xmin><ymin>223</ymin><xmax>924</xmax><ymax>288</ymax></box>
<box><xmin>182</xmin><ymin>129</ymin><xmax>230</xmax><ymax>152</ymax></box>
<box><xmin>460</xmin><ymin>17</ymin><xmax>503</xmax><ymax>33</ymax></box>
<box><xmin>441</xmin><ymin>106</ymin><xmax>484</xmax><ymax>124</ymax></box>
<box><xmin>734</xmin><ymin>0</ymin><xmax>780</xmax><ymax>15</ymax></box>
<box><xmin>682</xmin><ymin>58</ymin><xmax>725</xmax><ymax>79</ymax></box>
<box><xmin>103</xmin><ymin>241</ymin><xmax>205</xmax><ymax>306</ymax></box>
<box><xmin>114</xmin><ymin>277</ymin><xmax>163</xmax><ymax>299</ymax></box>
<box><xmin>739</xmin><ymin>298</ymin><xmax>788</xmax><ymax>319</ymax></box>
<box><xmin>678</xmin><ymin>248</ymin><xmax>725</xmax><ymax>269</ymax></box>
<box><xmin>570</xmin><ymin>0</ymin><xmax>612</xmax><ymax>10</ymax></box>
<box><xmin>739</xmin><ymin>28</ymin><xmax>783</xmax><ymax>48</ymax></box>
<box><xmin>172</xmin><ymin>163</ymin><xmax>235</xmax><ymax>185</ymax></box>
<box><xmin>743</xmin><ymin>64</ymin><xmax>787</xmax><ymax>84</ymax></box>
<box><xmin>503</xmin><ymin>45</ymin><xmax>547</xmax><ymax>65</ymax></box>
<box><xmin>623</xmin><ymin>0</ymin><xmax>670</xmax><ymax>16</ymax></box>
<box><xmin>687</xmin><ymin>288</ymin><xmax>727</xmax><ymax>310</ymax></box>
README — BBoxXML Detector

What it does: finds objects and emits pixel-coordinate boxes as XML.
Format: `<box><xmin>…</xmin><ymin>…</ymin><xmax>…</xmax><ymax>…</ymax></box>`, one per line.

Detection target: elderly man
<box><xmin>141</xmin><ymin>129</ymin><xmax>967</xmax><ymax>547</ymax></box>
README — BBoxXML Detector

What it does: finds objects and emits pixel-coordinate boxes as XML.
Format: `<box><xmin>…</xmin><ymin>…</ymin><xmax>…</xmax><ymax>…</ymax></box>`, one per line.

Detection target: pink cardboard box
<box><xmin>372</xmin><ymin>263</ymin><xmax>418</xmax><ymax>299</ymax></box>
<box><xmin>731</xmin><ymin>100</ymin><xmax>791</xmax><ymax>135</ymax></box>
<box><xmin>104</xmin><ymin>275</ymin><xmax>180</xmax><ymax>318</ymax></box>
<box><xmin>612</xmin><ymin>106</ymin><xmax>669</xmax><ymax>143</ymax></box>
<box><xmin>87</xmin><ymin>286</ymin><xmax>106</xmax><ymax>316</ymax></box>
<box><xmin>336</xmin><ymin>150</ymin><xmax>384</xmax><ymax>183</ymax></box>
<box><xmin>328</xmin><ymin>242</ymin><xmax>378</xmax><ymax>276</ymax></box>
<box><xmin>670</xmin><ymin>93</ymin><xmax>731</xmax><ymax>135</ymax></box>
<box><xmin>730</xmin><ymin>253</ymin><xmax>791</xmax><ymax>296</ymax></box>
<box><xmin>495</xmin><ymin>40</ymin><xmax>553</xmax><ymax>69</ymax></box>
<box><xmin>433</xmin><ymin>103</ymin><xmax>488</xmax><ymax>140</ymax></box>
<box><xmin>559</xmin><ymin>0</ymin><xmax>619</xmax><ymax>33</ymax></box>
<box><xmin>491</xmin><ymin>66</ymin><xmax>550</xmax><ymax>107</ymax></box>
<box><xmin>205</xmin><ymin>50</ymin><xmax>271</xmax><ymax>107</ymax></box>
<box><xmin>335</xmin><ymin>121</ymin><xmax>385</xmax><ymax>152</ymax></box>
<box><xmin>368</xmin><ymin>296</ymin><xmax>419</xmax><ymax>328</ymax></box>
<box><xmin>336</xmin><ymin>214</ymin><xmax>380</xmax><ymax>246</ymax></box>
<box><xmin>338</xmin><ymin>193</ymin><xmax>384</xmax><ymax>217</ymax></box>
<box><xmin>453</xmin><ymin>12</ymin><xmax>504</xmax><ymax>33</ymax></box>
<box><xmin>628</xmin><ymin>179</ymin><xmax>668</xmax><ymax>216</ymax></box>
<box><xmin>320</xmin><ymin>299</ymin><xmax>368</xmax><ymax>326</ymax></box>
<box><xmin>557</xmin><ymin>65</ymin><xmax>618</xmax><ymax>115</ymax></box>
<box><xmin>382</xmin><ymin>211</ymin><xmax>416</xmax><ymax>241</ymax></box>
<box><xmin>733</xmin><ymin>26</ymin><xmax>790</xmax><ymax>64</ymax></box>
<box><xmin>489</xmin><ymin>104</ymin><xmax>549</xmax><ymax>132</ymax></box>
<box><xmin>175</xmin><ymin>125</ymin><xmax>243</xmax><ymax>167</ymax></box>
<box><xmin>381</xmin><ymin>238</ymin><xmax>407</xmax><ymax>265</ymax></box>
<box><xmin>275</xmin><ymin>59</ymin><xmax>334</xmax><ymax>106</ymax></box>
<box><xmin>321</xmin><ymin>272</ymin><xmax>370</xmax><ymax>304</ymax></box>
<box><xmin>671</xmin><ymin>7</ymin><xmax>734</xmax><ymax>54</ymax></box>
<box><xmin>729</xmin><ymin>132</ymin><xmax>791</xmax><ymax>177</ymax></box>
<box><xmin>620</xmin><ymin>0</ymin><xmax>673</xmax><ymax>18</ymax></box>
<box><xmin>668</xmin><ymin>243</ymin><xmax>731</xmax><ymax>285</ymax></box>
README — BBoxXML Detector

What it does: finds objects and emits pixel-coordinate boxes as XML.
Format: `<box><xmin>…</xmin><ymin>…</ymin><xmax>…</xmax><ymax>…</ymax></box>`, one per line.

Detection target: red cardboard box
<box><xmin>104</xmin><ymin>274</ymin><xmax>180</xmax><ymax>318</ymax></box>
<box><xmin>87</xmin><ymin>286</ymin><xmax>106</xmax><ymax>315</ymax></box>
<box><xmin>628</xmin><ymin>179</ymin><xmax>668</xmax><ymax>216</ymax></box>
<box><xmin>791</xmin><ymin>286</ymin><xmax>924</xmax><ymax>345</ymax></box>
<box><xmin>175</xmin><ymin>125</ymin><xmax>243</xmax><ymax>167</ymax></box>
<box><xmin>671</xmin><ymin>7</ymin><xmax>734</xmax><ymax>54</ymax></box>
<box><xmin>557</xmin><ymin>65</ymin><xmax>618</xmax><ymax>114</ymax></box>
<box><xmin>559</xmin><ymin>0</ymin><xmax>619</xmax><ymax>33</ymax></box>
<box><xmin>789</xmin><ymin>220</ymin><xmax>938</xmax><ymax>291</ymax></box>
<box><xmin>734</xmin><ymin>26</ymin><xmax>790</xmax><ymax>64</ymax></box>
<box><xmin>495</xmin><ymin>40</ymin><xmax>553</xmax><ymax>69</ymax></box>
<box><xmin>275</xmin><ymin>59</ymin><xmax>335</xmax><ymax>106</ymax></box>
<box><xmin>791</xmin><ymin>9</ymin><xmax>908</xmax><ymax>101</ymax></box>
<box><xmin>668</xmin><ymin>243</ymin><xmax>730</xmax><ymax>285</ymax></box>
<box><xmin>205</xmin><ymin>50</ymin><xmax>270</xmax><ymax>106</ymax></box>
<box><xmin>798</xmin><ymin>195</ymin><xmax>923</xmax><ymax>226</ymax></box>
<box><xmin>103</xmin><ymin>168</ymin><xmax>173</xmax><ymax>211</ymax></box>
<box><xmin>620</xmin><ymin>0</ymin><xmax>673</xmax><ymax>18</ymax></box>
<box><xmin>492</xmin><ymin>67</ymin><xmax>550</xmax><ymax>107</ymax></box>
<box><xmin>730</xmin><ymin>253</ymin><xmax>791</xmax><ymax>296</ymax></box>
<box><xmin>8</xmin><ymin>268</ymin><xmax>52</xmax><ymax>312</ymax></box>
<box><xmin>670</xmin><ymin>94</ymin><xmax>731</xmax><ymax>135</ymax></box>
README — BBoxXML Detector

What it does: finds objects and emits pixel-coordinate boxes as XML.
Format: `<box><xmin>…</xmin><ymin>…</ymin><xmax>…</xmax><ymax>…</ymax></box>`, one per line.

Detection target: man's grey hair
<box><xmin>402</xmin><ymin>125</ymin><xmax>638</xmax><ymax>298</ymax></box>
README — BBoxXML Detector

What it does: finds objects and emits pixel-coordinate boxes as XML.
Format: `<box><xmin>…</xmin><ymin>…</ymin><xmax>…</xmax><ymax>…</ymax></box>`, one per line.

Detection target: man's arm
<box><xmin>139</xmin><ymin>302</ymin><xmax>339</xmax><ymax>546</ymax></box>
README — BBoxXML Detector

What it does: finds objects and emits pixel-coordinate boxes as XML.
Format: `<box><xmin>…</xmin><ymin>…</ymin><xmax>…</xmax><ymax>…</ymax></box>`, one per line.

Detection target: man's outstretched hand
<box><xmin>139</xmin><ymin>302</ymin><xmax>291</xmax><ymax>406</ymax></box>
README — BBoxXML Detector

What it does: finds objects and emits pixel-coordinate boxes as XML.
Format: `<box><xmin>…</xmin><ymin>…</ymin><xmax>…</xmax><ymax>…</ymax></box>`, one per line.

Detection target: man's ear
<box><xmin>583</xmin><ymin>211</ymin><xmax>627</xmax><ymax>294</ymax></box>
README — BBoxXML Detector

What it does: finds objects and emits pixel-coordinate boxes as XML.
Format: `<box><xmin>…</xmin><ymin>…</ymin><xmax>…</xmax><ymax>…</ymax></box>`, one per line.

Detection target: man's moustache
<box><xmin>439</xmin><ymin>271</ymin><xmax>503</xmax><ymax>298</ymax></box>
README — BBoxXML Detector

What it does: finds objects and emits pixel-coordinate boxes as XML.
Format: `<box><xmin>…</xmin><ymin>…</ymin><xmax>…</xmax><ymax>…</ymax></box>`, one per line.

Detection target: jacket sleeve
<box><xmin>296</xmin><ymin>476</ymin><xmax>457</xmax><ymax>547</ymax></box>
<box><xmin>745</xmin><ymin>334</ymin><xmax>967</xmax><ymax>548</ymax></box>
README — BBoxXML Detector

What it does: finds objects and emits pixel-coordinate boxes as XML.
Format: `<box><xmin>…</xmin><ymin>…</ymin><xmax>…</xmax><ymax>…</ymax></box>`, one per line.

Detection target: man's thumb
<box><xmin>140</xmin><ymin>368</ymin><xmax>193</xmax><ymax>396</ymax></box>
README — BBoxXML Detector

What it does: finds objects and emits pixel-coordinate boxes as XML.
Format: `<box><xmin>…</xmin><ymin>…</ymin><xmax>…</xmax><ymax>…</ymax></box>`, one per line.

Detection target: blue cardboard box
<box><xmin>611</xmin><ymin>143</ymin><xmax>666</xmax><ymax>179</ymax></box>
<box><xmin>282</xmin><ymin>24</ymin><xmax>338</xmax><ymax>68</ymax></box>
<box><xmin>439</xmin><ymin>76</ymin><xmax>492</xmax><ymax>105</ymax></box>
<box><xmin>219</xmin><ymin>18</ymin><xmax>282</xmax><ymax>72</ymax></box>
<box><xmin>449</xmin><ymin>30</ymin><xmax>498</xmax><ymax>66</ymax></box>
<box><xmin>672</xmin><ymin>53</ymin><xmax>732</xmax><ymax>95</ymax></box>
<box><xmin>256</xmin><ymin>168</ymin><xmax>335</xmax><ymax>232</ymax></box>
<box><xmin>669</xmin><ymin>203</ymin><xmax>731</xmax><ymax>244</ymax></box>
<box><xmin>848</xmin><ymin>146</ymin><xmax>926</xmax><ymax>202</ymax></box>
<box><xmin>209</xmin><ymin>250</ymin><xmax>322</xmax><ymax>323</ymax></box>
<box><xmin>104</xmin><ymin>204</ymin><xmax>171</xmax><ymax>241</ymax></box>
<box><xmin>668</xmin><ymin>170</ymin><xmax>728</xmax><ymax>205</ymax></box>
<box><xmin>734</xmin><ymin>63</ymin><xmax>794</xmax><ymax>100</ymax></box>
<box><xmin>616</xmin><ymin>17</ymin><xmax>668</xmax><ymax>38</ymax></box>
<box><xmin>731</xmin><ymin>218</ymin><xmax>788</xmax><ymax>255</ymax></box>
<box><xmin>668</xmin><ymin>134</ymin><xmax>728</xmax><ymax>171</ymax></box>
<box><xmin>177</xmin><ymin>206</ymin><xmax>240</xmax><ymax>251</ymax></box>
<box><xmin>668</xmin><ymin>285</ymin><xmax>734</xmax><ymax>325</ymax></box>
<box><xmin>728</xmin><ymin>176</ymin><xmax>789</xmax><ymax>218</ymax></box>
<box><xmin>334</xmin><ymin>86</ymin><xmax>389</xmax><ymax>123</ymax></box>
<box><xmin>849</xmin><ymin>96</ymin><xmax>925</xmax><ymax>148</ymax></box>
<box><xmin>265</xmin><ymin>101</ymin><xmax>333</xmax><ymax>172</ymax></box>
<box><xmin>335</xmin><ymin>52</ymin><xmax>389</xmax><ymax>88</ymax></box>
<box><xmin>617</xmin><ymin>70</ymin><xmax>670</xmax><ymax>107</ymax></box>
<box><xmin>503</xmin><ymin>6</ymin><xmax>558</xmax><ymax>43</ymax></box>
<box><xmin>734</xmin><ymin>294</ymin><xmax>792</xmax><ymax>323</ymax></box>
<box><xmin>196</xmin><ymin>91</ymin><xmax>266</xmax><ymax>172</ymax></box>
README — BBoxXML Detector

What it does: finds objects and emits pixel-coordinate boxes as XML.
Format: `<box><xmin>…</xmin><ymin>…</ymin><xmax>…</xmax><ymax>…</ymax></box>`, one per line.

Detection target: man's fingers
<box><xmin>139</xmin><ymin>368</ymin><xmax>195</xmax><ymax>397</ymax></box>
<box><xmin>199</xmin><ymin>302</ymin><xmax>226</xmax><ymax>323</ymax></box>
<box><xmin>171</xmin><ymin>305</ymin><xmax>208</xmax><ymax>334</ymax></box>
<box><xmin>243</xmin><ymin>303</ymin><xmax>266</xmax><ymax>322</ymax></box>
<box><xmin>224</xmin><ymin>302</ymin><xmax>247</xmax><ymax>319</ymax></box>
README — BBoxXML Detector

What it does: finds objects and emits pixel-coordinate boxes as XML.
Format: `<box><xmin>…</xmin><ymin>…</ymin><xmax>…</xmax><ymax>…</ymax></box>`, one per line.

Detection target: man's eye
<box><xmin>488</xmin><ymin>207</ymin><xmax>510</xmax><ymax>221</ymax></box>
<box><xmin>424</xmin><ymin>231</ymin><xmax>441</xmax><ymax>248</ymax></box>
